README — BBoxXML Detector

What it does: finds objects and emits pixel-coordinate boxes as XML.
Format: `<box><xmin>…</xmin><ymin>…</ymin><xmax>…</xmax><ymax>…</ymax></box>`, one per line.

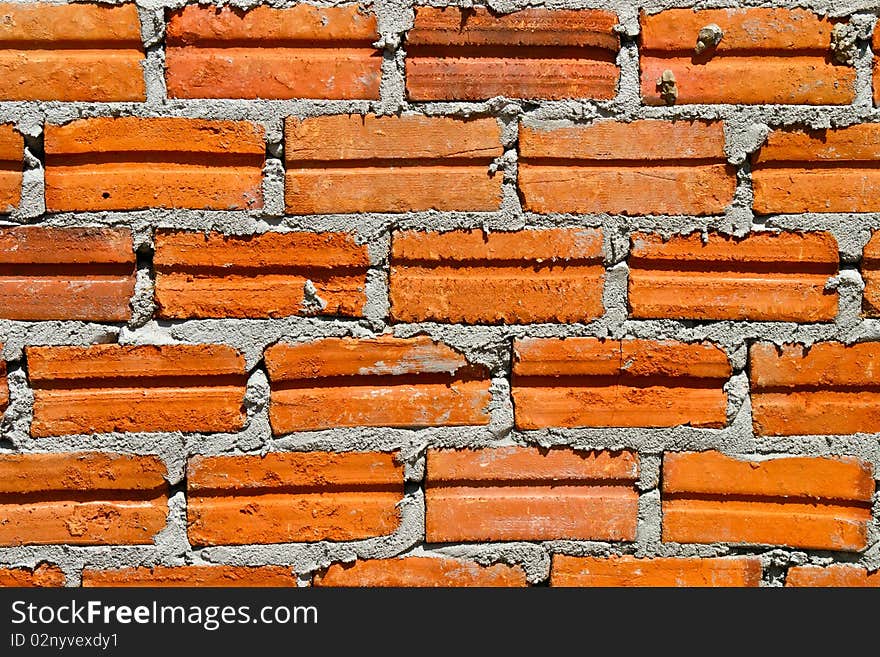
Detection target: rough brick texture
<box><xmin>860</xmin><ymin>232</ymin><xmax>880</xmax><ymax>316</ymax></box>
<box><xmin>0</xmin><ymin>564</ymin><xmax>64</xmax><ymax>587</ymax></box>
<box><xmin>550</xmin><ymin>556</ymin><xmax>762</xmax><ymax>587</ymax></box>
<box><xmin>786</xmin><ymin>564</ymin><xmax>880</xmax><ymax>587</ymax></box>
<box><xmin>314</xmin><ymin>557</ymin><xmax>527</xmax><ymax>587</ymax></box>
<box><xmin>82</xmin><ymin>566</ymin><xmax>298</xmax><ymax>587</ymax></box>
<box><xmin>0</xmin><ymin>124</ymin><xmax>22</xmax><ymax>211</ymax></box>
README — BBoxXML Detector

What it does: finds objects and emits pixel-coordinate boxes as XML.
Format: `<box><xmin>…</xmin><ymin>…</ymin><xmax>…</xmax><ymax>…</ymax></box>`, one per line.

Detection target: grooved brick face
<box><xmin>518</xmin><ymin>120</ymin><xmax>735</xmax><ymax>215</ymax></box>
<box><xmin>166</xmin><ymin>5</ymin><xmax>380</xmax><ymax>100</ymax></box>
<box><xmin>0</xmin><ymin>564</ymin><xmax>64</xmax><ymax>587</ymax></box>
<box><xmin>640</xmin><ymin>9</ymin><xmax>854</xmax><ymax>105</ymax></box>
<box><xmin>284</xmin><ymin>115</ymin><xmax>503</xmax><ymax>213</ymax></box>
<box><xmin>314</xmin><ymin>557</ymin><xmax>527</xmax><ymax>587</ymax></box>
<box><xmin>786</xmin><ymin>564</ymin><xmax>880</xmax><ymax>587</ymax></box>
<box><xmin>44</xmin><ymin>118</ymin><xmax>265</xmax><ymax>212</ymax></box>
<box><xmin>82</xmin><ymin>566</ymin><xmax>298</xmax><ymax>588</ymax></box>
<box><xmin>406</xmin><ymin>7</ymin><xmax>619</xmax><ymax>101</ymax></box>
<box><xmin>0</xmin><ymin>124</ymin><xmax>21</xmax><ymax>211</ymax></box>
<box><xmin>389</xmin><ymin>228</ymin><xmax>605</xmax><ymax>324</ymax></box>
<box><xmin>550</xmin><ymin>556</ymin><xmax>762</xmax><ymax>587</ymax></box>
<box><xmin>512</xmin><ymin>338</ymin><xmax>730</xmax><ymax>429</ymax></box>
<box><xmin>662</xmin><ymin>451</ymin><xmax>874</xmax><ymax>551</ymax></box>
<box><xmin>863</xmin><ymin>233</ymin><xmax>880</xmax><ymax>315</ymax></box>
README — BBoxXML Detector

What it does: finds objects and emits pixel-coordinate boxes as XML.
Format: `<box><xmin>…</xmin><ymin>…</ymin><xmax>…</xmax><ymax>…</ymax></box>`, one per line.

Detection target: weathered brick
<box><xmin>426</xmin><ymin>447</ymin><xmax>639</xmax><ymax>542</ymax></box>
<box><xmin>0</xmin><ymin>227</ymin><xmax>135</xmax><ymax>321</ymax></box>
<box><xmin>314</xmin><ymin>557</ymin><xmax>527</xmax><ymax>587</ymax></box>
<box><xmin>629</xmin><ymin>232</ymin><xmax>839</xmax><ymax>321</ymax></box>
<box><xmin>0</xmin><ymin>564</ymin><xmax>64</xmax><ymax>587</ymax></box>
<box><xmin>406</xmin><ymin>7</ymin><xmax>619</xmax><ymax>101</ymax></box>
<box><xmin>389</xmin><ymin>228</ymin><xmax>605</xmax><ymax>324</ymax></box>
<box><xmin>0</xmin><ymin>347</ymin><xmax>8</xmax><ymax>416</ymax></box>
<box><xmin>265</xmin><ymin>336</ymin><xmax>490</xmax><ymax>433</ymax></box>
<box><xmin>27</xmin><ymin>344</ymin><xmax>248</xmax><ymax>437</ymax></box>
<box><xmin>550</xmin><ymin>555</ymin><xmax>762</xmax><ymax>587</ymax></box>
<box><xmin>519</xmin><ymin>120</ymin><xmax>734</xmax><ymax>215</ymax></box>
<box><xmin>0</xmin><ymin>124</ymin><xmax>21</xmax><ymax>211</ymax></box>
<box><xmin>187</xmin><ymin>452</ymin><xmax>403</xmax><ymax>546</ymax></box>
<box><xmin>82</xmin><ymin>566</ymin><xmax>298</xmax><ymax>587</ymax></box>
<box><xmin>154</xmin><ymin>230</ymin><xmax>369</xmax><ymax>319</ymax></box>
<box><xmin>285</xmin><ymin>115</ymin><xmax>503</xmax><ymax>213</ymax></box>
<box><xmin>0</xmin><ymin>453</ymin><xmax>167</xmax><ymax>546</ymax></box>
<box><xmin>512</xmin><ymin>338</ymin><xmax>730</xmax><ymax>429</ymax></box>
<box><xmin>786</xmin><ymin>564</ymin><xmax>880</xmax><ymax>587</ymax></box>
<box><xmin>662</xmin><ymin>451</ymin><xmax>874</xmax><ymax>551</ymax></box>
<box><xmin>166</xmin><ymin>5</ymin><xmax>379</xmax><ymax>100</ymax></box>
<box><xmin>641</xmin><ymin>9</ymin><xmax>854</xmax><ymax>105</ymax></box>
<box><xmin>863</xmin><ymin>232</ymin><xmax>880</xmax><ymax>315</ymax></box>
<box><xmin>750</xmin><ymin>341</ymin><xmax>880</xmax><ymax>436</ymax></box>
<box><xmin>0</xmin><ymin>3</ymin><xmax>145</xmax><ymax>101</ymax></box>
<box><xmin>44</xmin><ymin>118</ymin><xmax>265</xmax><ymax>211</ymax></box>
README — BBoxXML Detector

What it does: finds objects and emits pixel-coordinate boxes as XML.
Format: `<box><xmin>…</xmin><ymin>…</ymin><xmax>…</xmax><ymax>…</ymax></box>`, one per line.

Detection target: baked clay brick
<box><xmin>154</xmin><ymin>230</ymin><xmax>369</xmax><ymax>319</ymax></box>
<box><xmin>512</xmin><ymin>338</ymin><xmax>730</xmax><ymax>429</ymax></box>
<box><xmin>0</xmin><ymin>124</ymin><xmax>21</xmax><ymax>211</ymax></box>
<box><xmin>265</xmin><ymin>336</ymin><xmax>490</xmax><ymax>433</ymax></box>
<box><xmin>0</xmin><ymin>563</ymin><xmax>64</xmax><ymax>587</ymax></box>
<box><xmin>752</xmin><ymin>125</ymin><xmax>880</xmax><ymax>214</ymax></box>
<box><xmin>519</xmin><ymin>120</ymin><xmax>734</xmax><ymax>215</ymax></box>
<box><xmin>27</xmin><ymin>344</ymin><xmax>248</xmax><ymax>436</ymax></box>
<box><xmin>786</xmin><ymin>564</ymin><xmax>880</xmax><ymax>587</ymax></box>
<box><xmin>285</xmin><ymin>115</ymin><xmax>503</xmax><ymax>213</ymax></box>
<box><xmin>641</xmin><ymin>9</ymin><xmax>854</xmax><ymax>105</ymax></box>
<box><xmin>550</xmin><ymin>555</ymin><xmax>762</xmax><ymax>587</ymax></box>
<box><xmin>0</xmin><ymin>453</ymin><xmax>168</xmax><ymax>546</ymax></box>
<box><xmin>750</xmin><ymin>341</ymin><xmax>880</xmax><ymax>436</ymax></box>
<box><xmin>389</xmin><ymin>228</ymin><xmax>605</xmax><ymax>324</ymax></box>
<box><xmin>44</xmin><ymin>117</ymin><xmax>265</xmax><ymax>211</ymax></box>
<box><xmin>0</xmin><ymin>227</ymin><xmax>135</xmax><ymax>321</ymax></box>
<box><xmin>187</xmin><ymin>452</ymin><xmax>404</xmax><ymax>546</ymax></box>
<box><xmin>862</xmin><ymin>233</ymin><xmax>880</xmax><ymax>316</ymax></box>
<box><xmin>314</xmin><ymin>557</ymin><xmax>527</xmax><ymax>587</ymax></box>
<box><xmin>82</xmin><ymin>566</ymin><xmax>298</xmax><ymax>587</ymax></box>
<box><xmin>0</xmin><ymin>347</ymin><xmax>8</xmax><ymax>417</ymax></box>
<box><xmin>0</xmin><ymin>3</ymin><xmax>145</xmax><ymax>101</ymax></box>
<box><xmin>166</xmin><ymin>5</ymin><xmax>379</xmax><ymax>99</ymax></box>
<box><xmin>406</xmin><ymin>7</ymin><xmax>619</xmax><ymax>100</ymax></box>
<box><xmin>662</xmin><ymin>451</ymin><xmax>874</xmax><ymax>551</ymax></box>
<box><xmin>426</xmin><ymin>447</ymin><xmax>639</xmax><ymax>542</ymax></box>
<box><xmin>628</xmin><ymin>232</ymin><xmax>839</xmax><ymax>321</ymax></box>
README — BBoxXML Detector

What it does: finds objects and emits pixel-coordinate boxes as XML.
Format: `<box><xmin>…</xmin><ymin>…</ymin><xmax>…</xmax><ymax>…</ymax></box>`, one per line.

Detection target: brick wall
<box><xmin>0</xmin><ymin>0</ymin><xmax>878</xmax><ymax>588</ymax></box>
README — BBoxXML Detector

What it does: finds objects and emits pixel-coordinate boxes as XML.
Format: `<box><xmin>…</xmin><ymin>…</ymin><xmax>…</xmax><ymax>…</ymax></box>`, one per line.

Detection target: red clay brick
<box><xmin>662</xmin><ymin>451</ymin><xmax>874</xmax><ymax>551</ymax></box>
<box><xmin>641</xmin><ymin>9</ymin><xmax>854</xmax><ymax>105</ymax></box>
<box><xmin>0</xmin><ymin>227</ymin><xmax>135</xmax><ymax>321</ymax></box>
<box><xmin>519</xmin><ymin>120</ymin><xmax>734</xmax><ymax>215</ymax></box>
<box><xmin>750</xmin><ymin>341</ymin><xmax>880</xmax><ymax>436</ymax></box>
<box><xmin>285</xmin><ymin>115</ymin><xmax>503</xmax><ymax>213</ymax></box>
<box><xmin>166</xmin><ymin>5</ymin><xmax>379</xmax><ymax>100</ymax></box>
<box><xmin>426</xmin><ymin>447</ymin><xmax>639</xmax><ymax>542</ymax></box>
<box><xmin>44</xmin><ymin>118</ymin><xmax>265</xmax><ymax>212</ymax></box>
<box><xmin>0</xmin><ymin>124</ymin><xmax>21</xmax><ymax>211</ymax></box>
<box><xmin>82</xmin><ymin>566</ymin><xmax>298</xmax><ymax>587</ymax></box>
<box><xmin>0</xmin><ymin>3</ymin><xmax>145</xmax><ymax>101</ymax></box>
<box><xmin>406</xmin><ymin>7</ymin><xmax>619</xmax><ymax>101</ymax></box>
<box><xmin>786</xmin><ymin>564</ymin><xmax>880</xmax><ymax>587</ymax></box>
<box><xmin>390</xmin><ymin>228</ymin><xmax>605</xmax><ymax>324</ymax></box>
<box><xmin>0</xmin><ymin>453</ymin><xmax>167</xmax><ymax>546</ymax></box>
<box><xmin>629</xmin><ymin>232</ymin><xmax>839</xmax><ymax>321</ymax></box>
<box><xmin>154</xmin><ymin>230</ymin><xmax>369</xmax><ymax>319</ymax></box>
<box><xmin>27</xmin><ymin>344</ymin><xmax>248</xmax><ymax>437</ymax></box>
<box><xmin>512</xmin><ymin>338</ymin><xmax>730</xmax><ymax>429</ymax></box>
<box><xmin>550</xmin><ymin>555</ymin><xmax>762</xmax><ymax>587</ymax></box>
<box><xmin>0</xmin><ymin>347</ymin><xmax>8</xmax><ymax>416</ymax></box>
<box><xmin>264</xmin><ymin>336</ymin><xmax>490</xmax><ymax>433</ymax></box>
<box><xmin>0</xmin><ymin>563</ymin><xmax>64</xmax><ymax>587</ymax></box>
<box><xmin>314</xmin><ymin>557</ymin><xmax>527</xmax><ymax>587</ymax></box>
<box><xmin>187</xmin><ymin>452</ymin><xmax>404</xmax><ymax>546</ymax></box>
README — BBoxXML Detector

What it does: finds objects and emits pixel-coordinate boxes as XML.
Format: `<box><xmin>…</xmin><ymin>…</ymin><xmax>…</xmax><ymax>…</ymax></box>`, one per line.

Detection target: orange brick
<box><xmin>863</xmin><ymin>233</ymin><xmax>880</xmax><ymax>315</ymax></box>
<box><xmin>0</xmin><ymin>3</ymin><xmax>144</xmax><ymax>101</ymax></box>
<box><xmin>426</xmin><ymin>447</ymin><xmax>639</xmax><ymax>542</ymax></box>
<box><xmin>641</xmin><ymin>9</ymin><xmax>854</xmax><ymax>105</ymax></box>
<box><xmin>82</xmin><ymin>566</ymin><xmax>298</xmax><ymax>588</ymax></box>
<box><xmin>550</xmin><ymin>555</ymin><xmax>761</xmax><ymax>587</ymax></box>
<box><xmin>512</xmin><ymin>338</ymin><xmax>730</xmax><ymax>429</ymax></box>
<box><xmin>406</xmin><ymin>7</ymin><xmax>619</xmax><ymax>100</ymax></box>
<box><xmin>0</xmin><ymin>347</ymin><xmax>8</xmax><ymax>416</ymax></box>
<box><xmin>0</xmin><ymin>124</ymin><xmax>21</xmax><ymax>211</ymax></box>
<box><xmin>750</xmin><ymin>341</ymin><xmax>880</xmax><ymax>436</ymax></box>
<box><xmin>44</xmin><ymin>118</ymin><xmax>265</xmax><ymax>212</ymax></box>
<box><xmin>662</xmin><ymin>451</ymin><xmax>874</xmax><ymax>551</ymax></box>
<box><xmin>284</xmin><ymin>115</ymin><xmax>503</xmax><ymax>213</ymax></box>
<box><xmin>786</xmin><ymin>564</ymin><xmax>880</xmax><ymax>587</ymax></box>
<box><xmin>0</xmin><ymin>227</ymin><xmax>134</xmax><ymax>321</ymax></box>
<box><xmin>154</xmin><ymin>230</ymin><xmax>369</xmax><ymax>319</ymax></box>
<box><xmin>0</xmin><ymin>453</ymin><xmax>167</xmax><ymax>546</ymax></box>
<box><xmin>27</xmin><ymin>344</ymin><xmax>248</xmax><ymax>437</ymax></box>
<box><xmin>187</xmin><ymin>452</ymin><xmax>404</xmax><ymax>546</ymax></box>
<box><xmin>752</xmin><ymin>125</ymin><xmax>880</xmax><ymax>214</ymax></box>
<box><xmin>166</xmin><ymin>5</ymin><xmax>379</xmax><ymax>100</ymax></box>
<box><xmin>265</xmin><ymin>336</ymin><xmax>491</xmax><ymax>433</ymax></box>
<box><xmin>389</xmin><ymin>228</ymin><xmax>604</xmax><ymax>324</ymax></box>
<box><xmin>519</xmin><ymin>120</ymin><xmax>734</xmax><ymax>215</ymax></box>
<box><xmin>0</xmin><ymin>564</ymin><xmax>64</xmax><ymax>587</ymax></box>
<box><xmin>629</xmin><ymin>232</ymin><xmax>839</xmax><ymax>321</ymax></box>
<box><xmin>314</xmin><ymin>557</ymin><xmax>527</xmax><ymax>587</ymax></box>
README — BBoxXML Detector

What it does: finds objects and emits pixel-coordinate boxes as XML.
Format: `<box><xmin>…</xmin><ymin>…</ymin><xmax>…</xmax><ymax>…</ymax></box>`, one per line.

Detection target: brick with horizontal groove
<box><xmin>550</xmin><ymin>555</ymin><xmax>762</xmax><ymax>587</ymax></box>
<box><xmin>314</xmin><ymin>557</ymin><xmax>527</xmax><ymax>587</ymax></box>
<box><xmin>0</xmin><ymin>124</ymin><xmax>21</xmax><ymax>212</ymax></box>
